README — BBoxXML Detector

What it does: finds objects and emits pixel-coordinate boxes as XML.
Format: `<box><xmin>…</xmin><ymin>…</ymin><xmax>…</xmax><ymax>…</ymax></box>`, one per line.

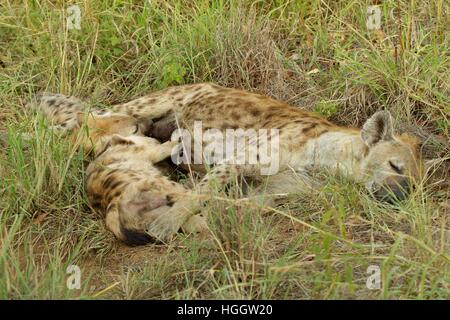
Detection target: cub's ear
<box><xmin>110</xmin><ymin>134</ymin><xmax>134</xmax><ymax>146</ymax></box>
<box><xmin>361</xmin><ymin>110</ymin><xmax>394</xmax><ymax>147</ymax></box>
<box><xmin>76</xmin><ymin>112</ymin><xmax>86</xmax><ymax>126</ymax></box>
<box><xmin>77</xmin><ymin>111</ymin><xmax>98</xmax><ymax>126</ymax></box>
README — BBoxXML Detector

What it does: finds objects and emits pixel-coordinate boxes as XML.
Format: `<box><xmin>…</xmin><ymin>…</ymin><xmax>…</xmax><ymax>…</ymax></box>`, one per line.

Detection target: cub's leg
<box><xmin>116</xmin><ymin>187</ymin><xmax>173</xmax><ymax>246</ymax></box>
<box><xmin>146</xmin><ymin>195</ymin><xmax>200</xmax><ymax>242</ymax></box>
<box><xmin>181</xmin><ymin>214</ymin><xmax>208</xmax><ymax>234</ymax></box>
<box><xmin>146</xmin><ymin>162</ymin><xmax>258</xmax><ymax>241</ymax></box>
<box><xmin>105</xmin><ymin>205</ymin><xmax>124</xmax><ymax>241</ymax></box>
<box><xmin>147</xmin><ymin>140</ymin><xmax>180</xmax><ymax>164</ymax></box>
<box><xmin>106</xmin><ymin>203</ymin><xmax>170</xmax><ymax>246</ymax></box>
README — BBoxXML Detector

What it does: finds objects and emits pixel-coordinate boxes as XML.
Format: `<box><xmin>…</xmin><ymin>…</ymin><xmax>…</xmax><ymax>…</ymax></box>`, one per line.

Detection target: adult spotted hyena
<box><xmin>110</xmin><ymin>83</ymin><xmax>423</xmax><ymax>240</ymax></box>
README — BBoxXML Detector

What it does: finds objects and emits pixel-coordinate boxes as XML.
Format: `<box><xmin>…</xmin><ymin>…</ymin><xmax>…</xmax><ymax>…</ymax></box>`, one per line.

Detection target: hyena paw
<box><xmin>181</xmin><ymin>214</ymin><xmax>208</xmax><ymax>235</ymax></box>
<box><xmin>146</xmin><ymin>213</ymin><xmax>183</xmax><ymax>242</ymax></box>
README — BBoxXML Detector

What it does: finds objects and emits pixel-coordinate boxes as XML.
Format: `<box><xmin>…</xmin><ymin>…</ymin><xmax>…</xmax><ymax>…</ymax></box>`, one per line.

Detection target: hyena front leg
<box><xmin>146</xmin><ymin>162</ymin><xmax>256</xmax><ymax>241</ymax></box>
<box><xmin>181</xmin><ymin>214</ymin><xmax>208</xmax><ymax>234</ymax></box>
<box><xmin>147</xmin><ymin>140</ymin><xmax>180</xmax><ymax>164</ymax></box>
<box><xmin>250</xmin><ymin>169</ymin><xmax>322</xmax><ymax>207</ymax></box>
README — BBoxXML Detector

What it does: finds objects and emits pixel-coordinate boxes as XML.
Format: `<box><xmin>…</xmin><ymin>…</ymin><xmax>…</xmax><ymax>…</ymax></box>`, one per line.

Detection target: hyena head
<box><xmin>359</xmin><ymin>111</ymin><xmax>422</xmax><ymax>202</ymax></box>
<box><xmin>75</xmin><ymin>112</ymin><xmax>153</xmax><ymax>153</ymax></box>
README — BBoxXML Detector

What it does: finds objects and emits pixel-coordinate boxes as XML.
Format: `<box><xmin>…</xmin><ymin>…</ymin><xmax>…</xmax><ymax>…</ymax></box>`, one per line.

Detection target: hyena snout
<box><xmin>138</xmin><ymin>119</ymin><xmax>154</xmax><ymax>136</ymax></box>
<box><xmin>372</xmin><ymin>177</ymin><xmax>411</xmax><ymax>203</ymax></box>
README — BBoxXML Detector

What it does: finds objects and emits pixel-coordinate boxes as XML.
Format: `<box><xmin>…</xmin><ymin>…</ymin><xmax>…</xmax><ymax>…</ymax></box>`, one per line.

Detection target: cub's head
<box><xmin>93</xmin><ymin>134</ymin><xmax>167</xmax><ymax>159</ymax></box>
<box><xmin>107</xmin><ymin>134</ymin><xmax>162</xmax><ymax>151</ymax></box>
<box><xmin>75</xmin><ymin>112</ymin><xmax>153</xmax><ymax>154</ymax></box>
<box><xmin>360</xmin><ymin>111</ymin><xmax>422</xmax><ymax>203</ymax></box>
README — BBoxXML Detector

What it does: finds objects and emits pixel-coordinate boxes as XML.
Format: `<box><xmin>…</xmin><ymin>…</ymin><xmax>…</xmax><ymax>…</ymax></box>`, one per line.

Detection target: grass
<box><xmin>0</xmin><ymin>0</ymin><xmax>448</xmax><ymax>299</ymax></box>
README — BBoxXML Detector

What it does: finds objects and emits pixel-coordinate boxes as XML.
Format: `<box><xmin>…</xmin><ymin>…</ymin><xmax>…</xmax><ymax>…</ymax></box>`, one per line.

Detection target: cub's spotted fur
<box><xmin>28</xmin><ymin>93</ymin><xmax>226</xmax><ymax>243</ymax></box>
<box><xmin>86</xmin><ymin>135</ymin><xmax>212</xmax><ymax>245</ymax></box>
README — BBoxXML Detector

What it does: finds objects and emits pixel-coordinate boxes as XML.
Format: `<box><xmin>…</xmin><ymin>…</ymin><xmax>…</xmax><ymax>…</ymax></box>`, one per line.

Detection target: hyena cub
<box><xmin>28</xmin><ymin>93</ymin><xmax>214</xmax><ymax>244</ymax></box>
<box><xmin>86</xmin><ymin>134</ymin><xmax>209</xmax><ymax>245</ymax></box>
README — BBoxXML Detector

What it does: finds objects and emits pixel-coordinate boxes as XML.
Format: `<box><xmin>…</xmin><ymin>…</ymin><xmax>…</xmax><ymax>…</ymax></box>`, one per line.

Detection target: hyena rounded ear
<box><xmin>76</xmin><ymin>111</ymin><xmax>98</xmax><ymax>126</ymax></box>
<box><xmin>398</xmin><ymin>133</ymin><xmax>421</xmax><ymax>150</ymax></box>
<box><xmin>76</xmin><ymin>111</ymin><xmax>90</xmax><ymax>126</ymax></box>
<box><xmin>110</xmin><ymin>134</ymin><xmax>134</xmax><ymax>146</ymax></box>
<box><xmin>137</xmin><ymin>118</ymin><xmax>154</xmax><ymax>137</ymax></box>
<box><xmin>361</xmin><ymin>110</ymin><xmax>394</xmax><ymax>147</ymax></box>
<box><xmin>76</xmin><ymin>112</ymin><xmax>84</xmax><ymax>125</ymax></box>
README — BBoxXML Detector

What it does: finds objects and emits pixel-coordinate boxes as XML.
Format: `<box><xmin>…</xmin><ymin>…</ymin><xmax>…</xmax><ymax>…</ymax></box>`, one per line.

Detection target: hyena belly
<box><xmin>112</xmin><ymin>83</ymin><xmax>335</xmax><ymax>177</ymax></box>
<box><xmin>112</xmin><ymin>83</ymin><xmax>331</xmax><ymax>133</ymax></box>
